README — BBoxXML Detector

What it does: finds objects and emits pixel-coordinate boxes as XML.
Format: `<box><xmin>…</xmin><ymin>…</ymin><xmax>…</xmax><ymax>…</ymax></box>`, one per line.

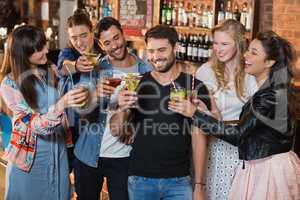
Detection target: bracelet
<box><xmin>194</xmin><ymin>182</ymin><xmax>206</xmax><ymax>186</ymax></box>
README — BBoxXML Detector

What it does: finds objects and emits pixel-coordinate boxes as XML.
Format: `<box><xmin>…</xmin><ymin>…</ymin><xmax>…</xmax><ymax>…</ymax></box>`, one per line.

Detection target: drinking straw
<box><xmin>63</xmin><ymin>61</ymin><xmax>75</xmax><ymax>90</ymax></box>
<box><xmin>58</xmin><ymin>61</ymin><xmax>75</xmax><ymax>97</ymax></box>
<box><xmin>171</xmin><ymin>80</ymin><xmax>178</xmax><ymax>92</ymax></box>
<box><xmin>192</xmin><ymin>73</ymin><xmax>195</xmax><ymax>90</ymax></box>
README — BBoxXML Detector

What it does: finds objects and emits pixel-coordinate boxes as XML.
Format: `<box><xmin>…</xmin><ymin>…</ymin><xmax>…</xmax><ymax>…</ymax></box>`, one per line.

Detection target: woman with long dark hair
<box><xmin>0</xmin><ymin>25</ymin><xmax>88</xmax><ymax>199</ymax></box>
<box><xmin>169</xmin><ymin>31</ymin><xmax>300</xmax><ymax>199</ymax></box>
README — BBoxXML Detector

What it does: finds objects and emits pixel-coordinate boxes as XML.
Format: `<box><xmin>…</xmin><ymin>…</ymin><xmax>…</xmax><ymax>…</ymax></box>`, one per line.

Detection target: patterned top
<box><xmin>0</xmin><ymin>75</ymin><xmax>72</xmax><ymax>171</ymax></box>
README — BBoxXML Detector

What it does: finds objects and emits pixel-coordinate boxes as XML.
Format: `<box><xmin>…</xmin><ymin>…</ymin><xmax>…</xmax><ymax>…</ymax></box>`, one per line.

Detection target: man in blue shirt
<box><xmin>70</xmin><ymin>17</ymin><xmax>151</xmax><ymax>200</ymax></box>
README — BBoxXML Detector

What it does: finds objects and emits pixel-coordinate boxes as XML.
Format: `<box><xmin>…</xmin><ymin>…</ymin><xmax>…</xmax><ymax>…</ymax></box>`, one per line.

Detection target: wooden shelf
<box><xmin>171</xmin><ymin>26</ymin><xmax>211</xmax><ymax>34</ymax></box>
<box><xmin>111</xmin><ymin>0</ymin><xmax>259</xmax><ymax>47</ymax></box>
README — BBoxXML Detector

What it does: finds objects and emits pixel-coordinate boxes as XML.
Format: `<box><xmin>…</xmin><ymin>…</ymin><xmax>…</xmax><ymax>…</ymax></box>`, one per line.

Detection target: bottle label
<box><xmin>198</xmin><ymin>48</ymin><xmax>204</xmax><ymax>58</ymax></box>
<box><xmin>193</xmin><ymin>47</ymin><xmax>198</xmax><ymax>57</ymax></box>
<box><xmin>203</xmin><ymin>50</ymin><xmax>209</xmax><ymax>58</ymax></box>
<box><xmin>161</xmin><ymin>10</ymin><xmax>166</xmax><ymax>23</ymax></box>
<box><xmin>187</xmin><ymin>46</ymin><xmax>193</xmax><ymax>57</ymax></box>
<box><xmin>181</xmin><ymin>45</ymin><xmax>186</xmax><ymax>54</ymax></box>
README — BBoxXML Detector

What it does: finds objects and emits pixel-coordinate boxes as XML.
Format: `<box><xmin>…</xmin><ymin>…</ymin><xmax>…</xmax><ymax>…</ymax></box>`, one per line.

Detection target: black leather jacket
<box><xmin>192</xmin><ymin>81</ymin><xmax>294</xmax><ymax>161</ymax></box>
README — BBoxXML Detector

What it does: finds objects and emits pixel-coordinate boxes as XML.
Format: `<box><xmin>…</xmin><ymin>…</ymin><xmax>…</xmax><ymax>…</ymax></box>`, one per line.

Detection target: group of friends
<box><xmin>0</xmin><ymin>8</ymin><xmax>299</xmax><ymax>200</ymax></box>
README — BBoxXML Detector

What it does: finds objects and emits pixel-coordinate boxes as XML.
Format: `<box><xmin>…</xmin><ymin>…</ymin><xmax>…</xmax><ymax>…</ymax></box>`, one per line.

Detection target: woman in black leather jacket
<box><xmin>169</xmin><ymin>31</ymin><xmax>300</xmax><ymax>199</ymax></box>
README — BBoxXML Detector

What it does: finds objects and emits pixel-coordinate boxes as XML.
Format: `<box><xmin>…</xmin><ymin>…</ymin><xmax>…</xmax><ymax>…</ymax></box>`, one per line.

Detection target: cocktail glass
<box><xmin>186</xmin><ymin>89</ymin><xmax>198</xmax><ymax>104</ymax></box>
<box><xmin>72</xmin><ymin>83</ymin><xmax>90</xmax><ymax>111</ymax></box>
<box><xmin>124</xmin><ymin>74</ymin><xmax>142</xmax><ymax>92</ymax></box>
<box><xmin>85</xmin><ymin>53</ymin><xmax>98</xmax><ymax>67</ymax></box>
<box><xmin>170</xmin><ymin>87</ymin><xmax>187</xmax><ymax>101</ymax></box>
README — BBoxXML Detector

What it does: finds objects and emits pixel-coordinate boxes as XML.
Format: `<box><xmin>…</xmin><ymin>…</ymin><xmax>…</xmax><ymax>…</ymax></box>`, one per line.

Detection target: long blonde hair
<box><xmin>210</xmin><ymin>19</ymin><xmax>247</xmax><ymax>100</ymax></box>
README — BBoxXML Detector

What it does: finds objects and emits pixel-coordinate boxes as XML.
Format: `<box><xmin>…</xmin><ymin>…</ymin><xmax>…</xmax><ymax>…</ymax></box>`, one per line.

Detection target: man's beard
<box><xmin>157</xmin><ymin>54</ymin><xmax>176</xmax><ymax>73</ymax></box>
<box><xmin>109</xmin><ymin>45</ymin><xmax>127</xmax><ymax>61</ymax></box>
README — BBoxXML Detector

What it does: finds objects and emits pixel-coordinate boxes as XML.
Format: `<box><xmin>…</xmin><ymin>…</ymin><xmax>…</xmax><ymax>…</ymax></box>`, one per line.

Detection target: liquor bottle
<box><xmin>207</xmin><ymin>6</ymin><xmax>214</xmax><ymax>29</ymax></box>
<box><xmin>99</xmin><ymin>0</ymin><xmax>104</xmax><ymax>18</ymax></box>
<box><xmin>161</xmin><ymin>0</ymin><xmax>167</xmax><ymax>24</ymax></box>
<box><xmin>190</xmin><ymin>4</ymin><xmax>197</xmax><ymax>28</ymax></box>
<box><xmin>107</xmin><ymin>5</ymin><xmax>112</xmax><ymax>16</ymax></box>
<box><xmin>195</xmin><ymin>4</ymin><xmax>202</xmax><ymax>27</ymax></box>
<box><xmin>182</xmin><ymin>3</ymin><xmax>188</xmax><ymax>26</ymax></box>
<box><xmin>103</xmin><ymin>2</ymin><xmax>110</xmax><ymax>17</ymax></box>
<box><xmin>208</xmin><ymin>35</ymin><xmax>213</xmax><ymax>58</ymax></box>
<box><xmin>181</xmin><ymin>34</ymin><xmax>187</xmax><ymax>60</ymax></box>
<box><xmin>166</xmin><ymin>1</ymin><xmax>173</xmax><ymax>25</ymax></box>
<box><xmin>203</xmin><ymin>34</ymin><xmax>209</xmax><ymax>63</ymax></box>
<box><xmin>233</xmin><ymin>3</ymin><xmax>241</xmax><ymax>21</ymax></box>
<box><xmin>197</xmin><ymin>34</ymin><xmax>204</xmax><ymax>63</ymax></box>
<box><xmin>192</xmin><ymin>35</ymin><xmax>198</xmax><ymax>62</ymax></box>
<box><xmin>172</xmin><ymin>0</ymin><xmax>178</xmax><ymax>26</ymax></box>
<box><xmin>187</xmin><ymin>3</ymin><xmax>193</xmax><ymax>27</ymax></box>
<box><xmin>177</xmin><ymin>1</ymin><xmax>183</xmax><ymax>26</ymax></box>
<box><xmin>201</xmin><ymin>4</ymin><xmax>208</xmax><ymax>28</ymax></box>
<box><xmin>217</xmin><ymin>2</ymin><xmax>225</xmax><ymax>24</ymax></box>
<box><xmin>187</xmin><ymin>34</ymin><xmax>193</xmax><ymax>61</ymax></box>
<box><xmin>225</xmin><ymin>0</ymin><xmax>233</xmax><ymax>20</ymax></box>
<box><xmin>177</xmin><ymin>33</ymin><xmax>182</xmax><ymax>60</ymax></box>
<box><xmin>245</xmin><ymin>4</ymin><xmax>252</xmax><ymax>31</ymax></box>
<box><xmin>240</xmin><ymin>2</ymin><xmax>247</xmax><ymax>27</ymax></box>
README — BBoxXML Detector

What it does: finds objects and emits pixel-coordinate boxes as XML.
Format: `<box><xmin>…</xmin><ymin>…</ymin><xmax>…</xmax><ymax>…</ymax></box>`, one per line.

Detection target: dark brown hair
<box><xmin>0</xmin><ymin>25</ymin><xmax>56</xmax><ymax>109</ymax></box>
<box><xmin>67</xmin><ymin>9</ymin><xmax>93</xmax><ymax>31</ymax></box>
<box><xmin>95</xmin><ymin>17</ymin><xmax>123</xmax><ymax>39</ymax></box>
<box><xmin>256</xmin><ymin>31</ymin><xmax>299</xmax><ymax>122</ymax></box>
<box><xmin>145</xmin><ymin>25</ymin><xmax>178</xmax><ymax>47</ymax></box>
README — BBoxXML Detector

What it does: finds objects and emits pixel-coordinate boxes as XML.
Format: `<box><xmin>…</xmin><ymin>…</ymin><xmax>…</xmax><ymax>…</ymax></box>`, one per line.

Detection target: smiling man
<box><xmin>110</xmin><ymin>25</ymin><xmax>212</xmax><ymax>200</ymax></box>
<box><xmin>72</xmin><ymin>17</ymin><xmax>151</xmax><ymax>200</ymax></box>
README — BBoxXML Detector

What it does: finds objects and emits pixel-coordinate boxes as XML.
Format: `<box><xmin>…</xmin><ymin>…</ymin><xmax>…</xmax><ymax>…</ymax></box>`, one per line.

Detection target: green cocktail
<box><xmin>170</xmin><ymin>88</ymin><xmax>187</xmax><ymax>101</ymax></box>
<box><xmin>86</xmin><ymin>53</ymin><xmax>98</xmax><ymax>66</ymax></box>
<box><xmin>125</xmin><ymin>73</ymin><xmax>142</xmax><ymax>91</ymax></box>
<box><xmin>73</xmin><ymin>84</ymin><xmax>90</xmax><ymax>109</ymax></box>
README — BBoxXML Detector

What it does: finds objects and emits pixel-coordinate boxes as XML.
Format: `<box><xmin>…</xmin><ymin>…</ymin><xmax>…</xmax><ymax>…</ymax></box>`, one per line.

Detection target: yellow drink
<box><xmin>73</xmin><ymin>84</ymin><xmax>89</xmax><ymax>109</ymax></box>
<box><xmin>86</xmin><ymin>53</ymin><xmax>98</xmax><ymax>66</ymax></box>
<box><xmin>170</xmin><ymin>88</ymin><xmax>187</xmax><ymax>101</ymax></box>
<box><xmin>125</xmin><ymin>74</ymin><xmax>142</xmax><ymax>91</ymax></box>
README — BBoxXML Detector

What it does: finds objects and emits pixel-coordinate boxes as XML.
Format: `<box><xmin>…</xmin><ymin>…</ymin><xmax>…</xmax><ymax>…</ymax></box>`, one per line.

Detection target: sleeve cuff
<box><xmin>48</xmin><ymin>104</ymin><xmax>64</xmax><ymax>119</ymax></box>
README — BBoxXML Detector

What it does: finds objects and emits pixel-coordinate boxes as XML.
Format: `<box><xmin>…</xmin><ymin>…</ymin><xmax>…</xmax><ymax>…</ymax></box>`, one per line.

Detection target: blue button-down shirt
<box><xmin>74</xmin><ymin>54</ymin><xmax>152</xmax><ymax>167</ymax></box>
<box><xmin>56</xmin><ymin>45</ymin><xmax>103</xmax><ymax>143</ymax></box>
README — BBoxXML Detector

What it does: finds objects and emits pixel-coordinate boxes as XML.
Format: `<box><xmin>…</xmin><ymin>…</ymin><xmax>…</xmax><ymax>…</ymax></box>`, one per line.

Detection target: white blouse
<box><xmin>196</xmin><ymin>62</ymin><xmax>257</xmax><ymax>121</ymax></box>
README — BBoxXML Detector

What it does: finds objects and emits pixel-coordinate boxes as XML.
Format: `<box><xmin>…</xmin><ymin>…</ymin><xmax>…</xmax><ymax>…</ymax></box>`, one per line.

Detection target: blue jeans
<box><xmin>128</xmin><ymin>176</ymin><xmax>192</xmax><ymax>200</ymax></box>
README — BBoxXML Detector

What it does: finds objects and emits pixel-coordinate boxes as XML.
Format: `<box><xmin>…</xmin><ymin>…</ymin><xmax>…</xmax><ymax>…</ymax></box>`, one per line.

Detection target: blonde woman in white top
<box><xmin>196</xmin><ymin>19</ymin><xmax>257</xmax><ymax>200</ymax></box>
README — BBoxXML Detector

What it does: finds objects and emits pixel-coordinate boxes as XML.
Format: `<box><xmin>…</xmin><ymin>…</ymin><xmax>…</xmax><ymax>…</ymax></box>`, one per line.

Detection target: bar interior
<box><xmin>0</xmin><ymin>0</ymin><xmax>300</xmax><ymax>199</ymax></box>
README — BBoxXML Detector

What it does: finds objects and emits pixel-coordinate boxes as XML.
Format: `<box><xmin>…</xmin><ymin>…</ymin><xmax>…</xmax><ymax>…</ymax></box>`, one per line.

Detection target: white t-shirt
<box><xmin>99</xmin><ymin>65</ymin><xmax>139</xmax><ymax>158</ymax></box>
<box><xmin>196</xmin><ymin>62</ymin><xmax>257</xmax><ymax>120</ymax></box>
